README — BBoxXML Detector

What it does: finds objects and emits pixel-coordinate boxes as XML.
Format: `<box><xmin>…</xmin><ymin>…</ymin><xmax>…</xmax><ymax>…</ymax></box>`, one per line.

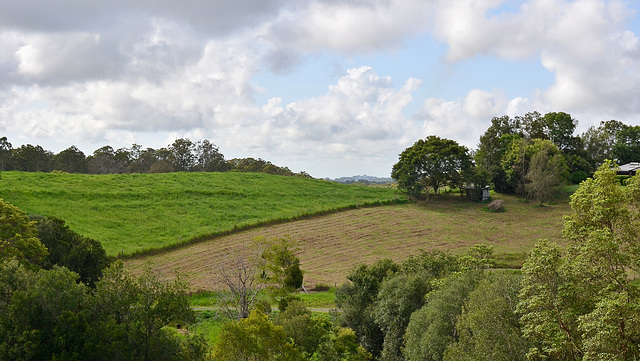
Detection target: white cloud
<box><xmin>414</xmin><ymin>89</ymin><xmax>513</xmax><ymax>149</ymax></box>
<box><xmin>1</xmin><ymin>0</ymin><xmax>639</xmax><ymax>178</ymax></box>
<box><xmin>429</xmin><ymin>0</ymin><xmax>640</xmax><ymax>126</ymax></box>
<box><xmin>266</xmin><ymin>0</ymin><xmax>432</xmax><ymax>53</ymax></box>
<box><xmin>15</xmin><ymin>33</ymin><xmax>125</xmax><ymax>83</ymax></box>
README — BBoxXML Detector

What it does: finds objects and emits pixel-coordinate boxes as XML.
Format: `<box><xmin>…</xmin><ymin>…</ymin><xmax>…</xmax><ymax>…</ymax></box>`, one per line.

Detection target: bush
<box><xmin>616</xmin><ymin>175</ymin><xmax>631</xmax><ymax>185</ymax></box>
<box><xmin>569</xmin><ymin>170</ymin><xmax>588</xmax><ymax>184</ymax></box>
<box><xmin>312</xmin><ymin>283</ymin><xmax>331</xmax><ymax>292</ymax></box>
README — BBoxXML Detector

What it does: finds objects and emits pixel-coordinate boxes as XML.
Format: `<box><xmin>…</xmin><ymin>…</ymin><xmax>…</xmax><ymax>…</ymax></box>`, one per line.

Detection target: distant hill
<box><xmin>329</xmin><ymin>175</ymin><xmax>395</xmax><ymax>184</ymax></box>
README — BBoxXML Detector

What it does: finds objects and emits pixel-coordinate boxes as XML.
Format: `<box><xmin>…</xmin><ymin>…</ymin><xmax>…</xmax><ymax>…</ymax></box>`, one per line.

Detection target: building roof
<box><xmin>619</xmin><ymin>162</ymin><xmax>640</xmax><ymax>173</ymax></box>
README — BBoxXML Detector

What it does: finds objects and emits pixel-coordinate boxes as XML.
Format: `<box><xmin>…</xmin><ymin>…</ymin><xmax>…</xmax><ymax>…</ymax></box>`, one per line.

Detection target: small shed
<box><xmin>618</xmin><ymin>162</ymin><xmax>640</xmax><ymax>176</ymax></box>
<box><xmin>461</xmin><ymin>185</ymin><xmax>491</xmax><ymax>202</ymax></box>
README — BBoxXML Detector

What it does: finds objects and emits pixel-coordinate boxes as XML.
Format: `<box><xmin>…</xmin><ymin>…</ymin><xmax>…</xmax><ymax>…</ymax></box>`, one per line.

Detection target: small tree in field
<box><xmin>214</xmin><ymin>241</ymin><xmax>267</xmax><ymax>320</ymax></box>
<box><xmin>215</xmin><ymin>236</ymin><xmax>304</xmax><ymax>318</ymax></box>
<box><xmin>261</xmin><ymin>236</ymin><xmax>304</xmax><ymax>311</ymax></box>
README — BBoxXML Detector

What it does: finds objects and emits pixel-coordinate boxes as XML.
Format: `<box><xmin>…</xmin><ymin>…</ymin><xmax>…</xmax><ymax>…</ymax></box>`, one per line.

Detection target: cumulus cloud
<box><xmin>265</xmin><ymin>0</ymin><xmax>433</xmax><ymax>53</ymax></box>
<box><xmin>0</xmin><ymin>0</ymin><xmax>639</xmax><ymax>177</ymax></box>
<box><xmin>413</xmin><ymin>89</ymin><xmax>512</xmax><ymax>149</ymax></box>
<box><xmin>430</xmin><ymin>0</ymin><xmax>640</xmax><ymax>122</ymax></box>
<box><xmin>212</xmin><ymin>66</ymin><xmax>423</xmax><ymax>175</ymax></box>
<box><xmin>0</xmin><ymin>0</ymin><xmax>291</xmax><ymax>35</ymax></box>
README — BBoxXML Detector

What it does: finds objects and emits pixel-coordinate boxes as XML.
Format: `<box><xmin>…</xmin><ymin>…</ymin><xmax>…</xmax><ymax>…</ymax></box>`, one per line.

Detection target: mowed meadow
<box><xmin>0</xmin><ymin>171</ymin><xmax>405</xmax><ymax>256</ymax></box>
<box><xmin>126</xmin><ymin>193</ymin><xmax>570</xmax><ymax>290</ymax></box>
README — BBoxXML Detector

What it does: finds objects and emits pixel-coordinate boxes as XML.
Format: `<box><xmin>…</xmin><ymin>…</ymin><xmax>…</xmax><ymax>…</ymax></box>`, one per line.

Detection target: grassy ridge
<box><xmin>0</xmin><ymin>171</ymin><xmax>404</xmax><ymax>256</ymax></box>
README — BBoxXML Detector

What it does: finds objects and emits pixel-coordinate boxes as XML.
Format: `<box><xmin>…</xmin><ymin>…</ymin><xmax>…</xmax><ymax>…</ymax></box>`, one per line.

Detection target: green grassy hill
<box><xmin>0</xmin><ymin>171</ymin><xmax>404</xmax><ymax>256</ymax></box>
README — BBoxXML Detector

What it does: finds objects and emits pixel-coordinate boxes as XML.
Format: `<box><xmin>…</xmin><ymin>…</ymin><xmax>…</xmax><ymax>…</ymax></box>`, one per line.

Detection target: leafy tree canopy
<box><xmin>32</xmin><ymin>216</ymin><xmax>110</xmax><ymax>288</ymax></box>
<box><xmin>0</xmin><ymin>199</ymin><xmax>47</xmax><ymax>267</ymax></box>
<box><xmin>392</xmin><ymin>136</ymin><xmax>472</xmax><ymax>198</ymax></box>
<box><xmin>518</xmin><ymin>162</ymin><xmax>640</xmax><ymax>361</ymax></box>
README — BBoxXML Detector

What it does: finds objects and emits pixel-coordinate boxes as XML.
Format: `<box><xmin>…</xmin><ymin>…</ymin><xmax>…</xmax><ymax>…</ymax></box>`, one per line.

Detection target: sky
<box><xmin>1</xmin><ymin>0</ymin><xmax>639</xmax><ymax>179</ymax></box>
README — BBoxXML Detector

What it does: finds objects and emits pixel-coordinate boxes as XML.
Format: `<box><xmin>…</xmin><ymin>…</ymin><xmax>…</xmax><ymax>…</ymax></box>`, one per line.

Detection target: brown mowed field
<box><xmin>124</xmin><ymin>193</ymin><xmax>570</xmax><ymax>291</ymax></box>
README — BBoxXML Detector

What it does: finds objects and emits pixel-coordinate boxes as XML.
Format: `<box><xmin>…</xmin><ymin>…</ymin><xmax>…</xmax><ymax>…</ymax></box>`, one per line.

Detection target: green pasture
<box><xmin>188</xmin><ymin>289</ymin><xmax>336</xmax><ymax>309</ymax></box>
<box><xmin>0</xmin><ymin>171</ymin><xmax>404</xmax><ymax>256</ymax></box>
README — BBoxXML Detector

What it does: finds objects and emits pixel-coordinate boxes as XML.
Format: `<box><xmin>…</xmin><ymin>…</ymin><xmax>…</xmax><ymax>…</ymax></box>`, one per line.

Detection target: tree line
<box><xmin>0</xmin><ymin>137</ymin><xmax>312</xmax><ymax>178</ymax></box>
<box><xmin>392</xmin><ymin>112</ymin><xmax>640</xmax><ymax>202</ymax></box>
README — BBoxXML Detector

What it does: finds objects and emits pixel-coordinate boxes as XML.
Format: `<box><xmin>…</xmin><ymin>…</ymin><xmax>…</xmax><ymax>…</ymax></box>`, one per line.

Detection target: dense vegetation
<box><xmin>392</xmin><ymin>113</ymin><xmax>639</xmax><ymax>202</ymax></box>
<box><xmin>0</xmin><ymin>171</ymin><xmax>403</xmax><ymax>256</ymax></box>
<box><xmin>0</xmin><ymin>199</ymin><xmax>207</xmax><ymax>360</ymax></box>
<box><xmin>0</xmin><ymin>137</ymin><xmax>312</xmax><ymax>177</ymax></box>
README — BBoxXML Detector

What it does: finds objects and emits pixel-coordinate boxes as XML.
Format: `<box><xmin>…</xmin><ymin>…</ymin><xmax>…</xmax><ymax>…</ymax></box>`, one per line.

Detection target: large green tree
<box><xmin>392</xmin><ymin>136</ymin><xmax>472</xmax><ymax>198</ymax></box>
<box><xmin>0</xmin><ymin>137</ymin><xmax>12</xmax><ymax>172</ymax></box>
<box><xmin>10</xmin><ymin>144</ymin><xmax>52</xmax><ymax>172</ymax></box>
<box><xmin>195</xmin><ymin>139</ymin><xmax>228</xmax><ymax>172</ymax></box>
<box><xmin>403</xmin><ymin>272</ymin><xmax>481</xmax><ymax>361</ymax></box>
<box><xmin>336</xmin><ymin>259</ymin><xmax>399</xmax><ymax>358</ymax></box>
<box><xmin>518</xmin><ymin>161</ymin><xmax>640</xmax><ymax>361</ymax></box>
<box><xmin>613</xmin><ymin>125</ymin><xmax>640</xmax><ymax>164</ymax></box>
<box><xmin>475</xmin><ymin>115</ymin><xmax>521</xmax><ymax>193</ymax></box>
<box><xmin>502</xmin><ymin>138</ymin><xmax>566</xmax><ymax>196</ymax></box>
<box><xmin>33</xmin><ymin>216</ymin><xmax>110</xmax><ymax>288</ymax></box>
<box><xmin>52</xmin><ymin>145</ymin><xmax>87</xmax><ymax>173</ymax></box>
<box><xmin>169</xmin><ymin>138</ymin><xmax>196</xmax><ymax>172</ymax></box>
<box><xmin>525</xmin><ymin>141</ymin><xmax>568</xmax><ymax>203</ymax></box>
<box><xmin>373</xmin><ymin>273</ymin><xmax>431</xmax><ymax>361</ymax></box>
<box><xmin>0</xmin><ymin>260</ymin><xmax>205</xmax><ymax>361</ymax></box>
<box><xmin>87</xmin><ymin>145</ymin><xmax>128</xmax><ymax>174</ymax></box>
<box><xmin>444</xmin><ymin>272</ymin><xmax>528</xmax><ymax>361</ymax></box>
<box><xmin>543</xmin><ymin>112</ymin><xmax>578</xmax><ymax>153</ymax></box>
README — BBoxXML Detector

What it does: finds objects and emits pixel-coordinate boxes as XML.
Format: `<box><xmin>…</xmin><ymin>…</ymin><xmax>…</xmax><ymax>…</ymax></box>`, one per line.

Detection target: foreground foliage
<box><xmin>0</xmin><ymin>199</ymin><xmax>47</xmax><ymax>267</ymax></box>
<box><xmin>332</xmin><ymin>163</ymin><xmax>638</xmax><ymax>361</ymax></box>
<box><xmin>213</xmin><ymin>304</ymin><xmax>371</xmax><ymax>361</ymax></box>
<box><xmin>0</xmin><ymin>261</ymin><xmax>207</xmax><ymax>361</ymax></box>
<box><xmin>517</xmin><ymin>161</ymin><xmax>640</xmax><ymax>361</ymax></box>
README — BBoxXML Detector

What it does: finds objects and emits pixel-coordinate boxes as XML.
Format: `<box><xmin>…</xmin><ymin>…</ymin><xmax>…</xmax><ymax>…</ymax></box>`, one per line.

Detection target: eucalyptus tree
<box><xmin>52</xmin><ymin>145</ymin><xmax>87</xmax><ymax>173</ymax></box>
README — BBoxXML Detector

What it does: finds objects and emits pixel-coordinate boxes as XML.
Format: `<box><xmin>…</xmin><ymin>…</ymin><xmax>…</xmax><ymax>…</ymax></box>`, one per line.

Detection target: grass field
<box><xmin>125</xmin><ymin>192</ymin><xmax>571</xmax><ymax>291</ymax></box>
<box><xmin>0</xmin><ymin>171</ymin><xmax>404</xmax><ymax>256</ymax></box>
<box><xmin>188</xmin><ymin>289</ymin><xmax>337</xmax><ymax>309</ymax></box>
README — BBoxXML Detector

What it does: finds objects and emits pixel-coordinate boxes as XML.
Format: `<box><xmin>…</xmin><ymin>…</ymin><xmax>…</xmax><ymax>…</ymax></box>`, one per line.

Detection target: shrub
<box><xmin>312</xmin><ymin>283</ymin><xmax>331</xmax><ymax>292</ymax></box>
<box><xmin>569</xmin><ymin>170</ymin><xmax>588</xmax><ymax>184</ymax></box>
<box><xmin>616</xmin><ymin>175</ymin><xmax>631</xmax><ymax>185</ymax></box>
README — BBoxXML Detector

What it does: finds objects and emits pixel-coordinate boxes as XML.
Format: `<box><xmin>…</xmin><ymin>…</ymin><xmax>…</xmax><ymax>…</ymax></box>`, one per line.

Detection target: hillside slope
<box><xmin>0</xmin><ymin>171</ymin><xmax>403</xmax><ymax>255</ymax></box>
<box><xmin>125</xmin><ymin>194</ymin><xmax>569</xmax><ymax>290</ymax></box>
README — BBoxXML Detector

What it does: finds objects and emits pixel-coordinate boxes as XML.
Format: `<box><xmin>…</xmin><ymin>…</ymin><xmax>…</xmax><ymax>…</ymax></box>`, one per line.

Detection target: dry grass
<box><xmin>125</xmin><ymin>193</ymin><xmax>570</xmax><ymax>291</ymax></box>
